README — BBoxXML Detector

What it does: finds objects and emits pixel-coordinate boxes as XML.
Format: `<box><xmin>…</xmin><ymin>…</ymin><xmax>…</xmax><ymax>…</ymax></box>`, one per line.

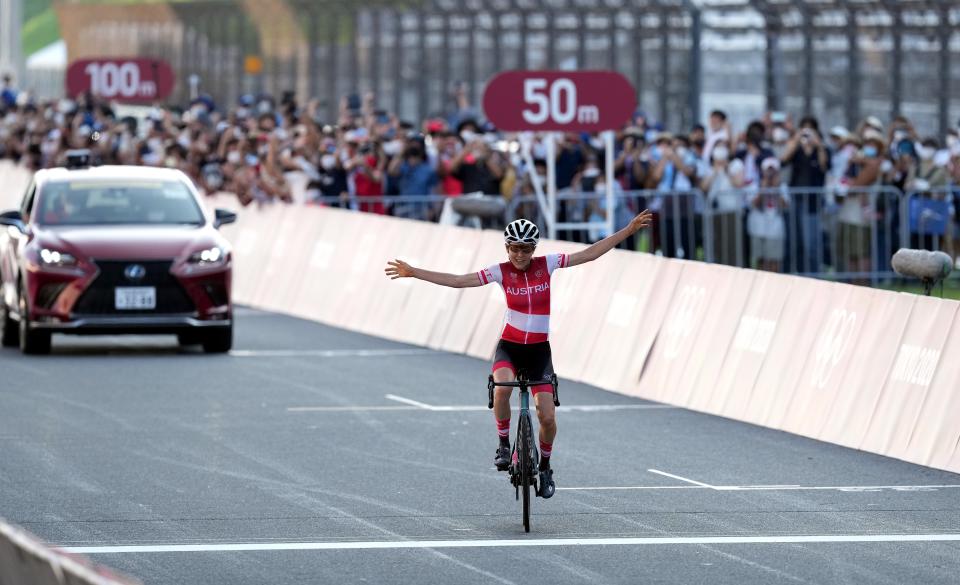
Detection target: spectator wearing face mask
<box><xmin>388</xmin><ymin>142</ymin><xmax>439</xmax><ymax>219</ymax></box>
<box><xmin>308</xmin><ymin>142</ymin><xmax>350</xmax><ymax>207</ymax></box>
<box><xmin>346</xmin><ymin>134</ymin><xmax>387</xmax><ymax>215</ymax></box>
<box><xmin>947</xmin><ymin>145</ymin><xmax>960</xmax><ymax>267</ymax></box>
<box><xmin>450</xmin><ymin>137</ymin><xmax>505</xmax><ymax>195</ymax></box>
<box><xmin>586</xmin><ymin>173</ymin><xmax>630</xmax><ymax>245</ymax></box>
<box><xmin>747</xmin><ymin>157</ymin><xmax>790</xmax><ymax>272</ymax></box>
<box><xmin>907</xmin><ymin>137</ymin><xmax>949</xmax><ymax>195</ymax></box>
<box><xmin>769</xmin><ymin>111</ymin><xmax>793</xmax><ymax>162</ymax></box>
<box><xmin>734</xmin><ymin>120</ymin><xmax>776</xmax><ymax>191</ymax></box>
<box><xmin>781</xmin><ymin>116</ymin><xmax>829</xmax><ymax>273</ymax></box>
<box><xmin>436</xmin><ymin>131</ymin><xmax>465</xmax><ymax>197</ymax></box>
<box><xmin>703</xmin><ymin>109</ymin><xmax>731</xmax><ymax>164</ymax></box>
<box><xmin>835</xmin><ymin>131</ymin><xmax>884</xmax><ymax>280</ymax></box>
<box><xmin>649</xmin><ymin>132</ymin><xmax>699</xmax><ymax>258</ymax></box>
<box><xmin>701</xmin><ymin>139</ymin><xmax>742</xmax><ymax>265</ymax></box>
<box><xmin>907</xmin><ymin>137</ymin><xmax>950</xmax><ymax>251</ymax></box>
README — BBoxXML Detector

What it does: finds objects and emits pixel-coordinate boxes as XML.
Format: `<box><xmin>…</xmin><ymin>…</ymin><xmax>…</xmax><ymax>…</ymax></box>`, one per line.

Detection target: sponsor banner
<box><xmin>676</xmin><ymin>264</ymin><xmax>756</xmax><ymax>412</ymax></box>
<box><xmin>816</xmin><ymin>291</ymin><xmax>915</xmax><ymax>448</ymax></box>
<box><xmin>424</xmin><ymin>227</ymin><xmax>485</xmax><ymax>350</ymax></box>
<box><xmin>908</xmin><ymin>307</ymin><xmax>960</xmax><ymax>471</ymax></box>
<box><xmin>350</xmin><ymin>215</ymin><xmax>415</xmax><ymax>337</ymax></box>
<box><xmin>281</xmin><ymin>205</ymin><xmax>334</xmax><ymax>322</ymax></box>
<box><xmin>227</xmin><ymin>210</ymin><xmax>267</xmax><ymax>310</ymax></box>
<box><xmin>252</xmin><ymin>204</ymin><xmax>308</xmax><ymax>312</ymax></box>
<box><xmin>864</xmin><ymin>297</ymin><xmax>958</xmax><ymax>460</ymax></box>
<box><xmin>769</xmin><ymin>284</ymin><xmax>874</xmax><ymax>436</ymax></box>
<box><xmin>384</xmin><ymin>223</ymin><xmax>479</xmax><ymax>347</ymax></box>
<box><xmin>742</xmin><ymin>277</ymin><xmax>835</xmax><ymax>427</ymax></box>
<box><xmin>464</xmin><ymin>231</ymin><xmax>512</xmax><ymax>361</ymax></box>
<box><xmin>634</xmin><ymin>261</ymin><xmax>730</xmax><ymax>405</ymax></box>
<box><xmin>580</xmin><ymin>254</ymin><xmax>679</xmax><ymax>395</ymax></box>
<box><xmin>710</xmin><ymin>270</ymin><xmax>793</xmax><ymax>418</ymax></box>
<box><xmin>534</xmin><ymin>240</ymin><xmax>589</xmax><ymax>380</ymax></box>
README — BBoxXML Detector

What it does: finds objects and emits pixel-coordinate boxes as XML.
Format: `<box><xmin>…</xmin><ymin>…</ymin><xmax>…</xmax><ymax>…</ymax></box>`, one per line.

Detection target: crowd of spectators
<box><xmin>2</xmin><ymin>72</ymin><xmax>959</xmax><ymax>275</ymax></box>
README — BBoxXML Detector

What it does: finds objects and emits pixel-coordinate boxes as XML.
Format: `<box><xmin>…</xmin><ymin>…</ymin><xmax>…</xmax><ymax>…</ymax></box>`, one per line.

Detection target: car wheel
<box><xmin>18</xmin><ymin>288</ymin><xmax>51</xmax><ymax>355</ymax></box>
<box><xmin>1</xmin><ymin>300</ymin><xmax>17</xmax><ymax>347</ymax></box>
<box><xmin>202</xmin><ymin>325</ymin><xmax>232</xmax><ymax>354</ymax></box>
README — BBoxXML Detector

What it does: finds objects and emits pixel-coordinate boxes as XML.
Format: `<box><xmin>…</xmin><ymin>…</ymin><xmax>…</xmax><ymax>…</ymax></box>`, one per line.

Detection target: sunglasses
<box><xmin>508</xmin><ymin>244</ymin><xmax>536</xmax><ymax>254</ymax></box>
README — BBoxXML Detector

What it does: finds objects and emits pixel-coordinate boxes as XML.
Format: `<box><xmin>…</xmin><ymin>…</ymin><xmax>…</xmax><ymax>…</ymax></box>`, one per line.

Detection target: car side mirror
<box><xmin>0</xmin><ymin>210</ymin><xmax>26</xmax><ymax>233</ymax></box>
<box><xmin>213</xmin><ymin>208</ymin><xmax>237</xmax><ymax>229</ymax></box>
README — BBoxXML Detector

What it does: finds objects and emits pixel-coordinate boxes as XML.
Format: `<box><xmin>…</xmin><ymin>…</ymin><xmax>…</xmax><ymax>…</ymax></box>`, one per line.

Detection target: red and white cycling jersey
<box><xmin>477</xmin><ymin>254</ymin><xmax>570</xmax><ymax>344</ymax></box>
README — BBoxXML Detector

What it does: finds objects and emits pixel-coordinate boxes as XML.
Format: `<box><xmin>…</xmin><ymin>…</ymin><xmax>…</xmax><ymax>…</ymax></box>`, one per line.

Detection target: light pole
<box><xmin>0</xmin><ymin>0</ymin><xmax>24</xmax><ymax>84</ymax></box>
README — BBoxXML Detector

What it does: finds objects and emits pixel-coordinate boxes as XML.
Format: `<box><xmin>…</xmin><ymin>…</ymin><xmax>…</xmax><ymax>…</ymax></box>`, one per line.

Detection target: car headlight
<box><xmin>188</xmin><ymin>246</ymin><xmax>227</xmax><ymax>266</ymax></box>
<box><xmin>39</xmin><ymin>248</ymin><xmax>78</xmax><ymax>267</ymax></box>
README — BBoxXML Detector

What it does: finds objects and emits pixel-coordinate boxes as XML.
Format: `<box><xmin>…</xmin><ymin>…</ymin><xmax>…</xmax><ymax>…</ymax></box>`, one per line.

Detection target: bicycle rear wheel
<box><xmin>519</xmin><ymin>414</ymin><xmax>532</xmax><ymax>533</ymax></box>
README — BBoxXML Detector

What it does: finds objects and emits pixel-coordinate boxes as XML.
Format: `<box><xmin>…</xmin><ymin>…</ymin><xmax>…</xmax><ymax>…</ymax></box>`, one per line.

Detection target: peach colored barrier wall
<box><xmin>0</xmin><ymin>519</ymin><xmax>140</xmax><ymax>584</ymax></box>
<box><xmin>0</xmin><ymin>161</ymin><xmax>32</xmax><ymax>210</ymax></box>
<box><xmin>864</xmin><ymin>297</ymin><xmax>958</xmax><ymax>460</ymax></box>
<box><xmin>583</xmin><ymin>253</ymin><xmax>680</xmax><ymax>395</ymax></box>
<box><xmin>908</xmin><ymin>307</ymin><xmax>960</xmax><ymax>471</ymax></box>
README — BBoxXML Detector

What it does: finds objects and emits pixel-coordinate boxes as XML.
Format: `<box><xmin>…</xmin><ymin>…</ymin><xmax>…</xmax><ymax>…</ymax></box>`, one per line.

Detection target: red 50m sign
<box><xmin>66</xmin><ymin>58</ymin><xmax>175</xmax><ymax>102</ymax></box>
<box><xmin>482</xmin><ymin>70</ymin><xmax>636</xmax><ymax>132</ymax></box>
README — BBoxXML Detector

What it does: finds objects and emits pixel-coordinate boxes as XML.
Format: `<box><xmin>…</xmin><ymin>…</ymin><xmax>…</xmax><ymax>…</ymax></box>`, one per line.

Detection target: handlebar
<box><xmin>487</xmin><ymin>373</ymin><xmax>559</xmax><ymax>409</ymax></box>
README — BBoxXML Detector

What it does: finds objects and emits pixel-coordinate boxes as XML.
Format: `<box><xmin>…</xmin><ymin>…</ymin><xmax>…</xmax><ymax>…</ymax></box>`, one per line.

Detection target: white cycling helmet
<box><xmin>504</xmin><ymin>219</ymin><xmax>540</xmax><ymax>246</ymax></box>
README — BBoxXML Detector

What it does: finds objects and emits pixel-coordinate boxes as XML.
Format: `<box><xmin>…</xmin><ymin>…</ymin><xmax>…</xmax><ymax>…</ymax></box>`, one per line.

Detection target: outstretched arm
<box><xmin>567</xmin><ymin>209</ymin><xmax>653</xmax><ymax>268</ymax></box>
<box><xmin>385</xmin><ymin>259</ymin><xmax>483</xmax><ymax>288</ymax></box>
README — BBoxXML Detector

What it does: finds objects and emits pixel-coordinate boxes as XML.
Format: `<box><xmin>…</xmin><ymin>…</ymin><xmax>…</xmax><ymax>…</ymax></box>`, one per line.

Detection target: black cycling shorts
<box><xmin>492</xmin><ymin>339</ymin><xmax>554</xmax><ymax>395</ymax></box>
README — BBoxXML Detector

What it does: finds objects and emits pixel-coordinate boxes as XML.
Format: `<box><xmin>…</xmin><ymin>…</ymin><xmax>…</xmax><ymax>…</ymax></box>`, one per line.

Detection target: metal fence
<box><xmin>303</xmin><ymin>184</ymin><xmax>958</xmax><ymax>283</ymax></box>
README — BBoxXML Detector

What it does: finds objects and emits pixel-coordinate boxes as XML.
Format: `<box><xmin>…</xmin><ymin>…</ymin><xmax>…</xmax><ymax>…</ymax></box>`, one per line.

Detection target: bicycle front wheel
<box><xmin>519</xmin><ymin>414</ymin><xmax>532</xmax><ymax>533</ymax></box>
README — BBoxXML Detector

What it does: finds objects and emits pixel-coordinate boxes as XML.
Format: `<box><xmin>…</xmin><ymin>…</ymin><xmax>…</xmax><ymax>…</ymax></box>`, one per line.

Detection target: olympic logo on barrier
<box><xmin>663</xmin><ymin>285</ymin><xmax>706</xmax><ymax>360</ymax></box>
<box><xmin>810</xmin><ymin>308</ymin><xmax>858</xmax><ymax>389</ymax></box>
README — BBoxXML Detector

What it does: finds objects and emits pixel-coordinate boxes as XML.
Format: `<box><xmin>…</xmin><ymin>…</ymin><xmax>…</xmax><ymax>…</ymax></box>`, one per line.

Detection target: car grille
<box><xmin>73</xmin><ymin>260</ymin><xmax>195</xmax><ymax>315</ymax></box>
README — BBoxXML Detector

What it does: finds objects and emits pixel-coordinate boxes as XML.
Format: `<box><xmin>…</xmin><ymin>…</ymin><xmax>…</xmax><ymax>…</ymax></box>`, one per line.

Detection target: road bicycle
<box><xmin>487</xmin><ymin>370</ymin><xmax>559</xmax><ymax>533</ymax></box>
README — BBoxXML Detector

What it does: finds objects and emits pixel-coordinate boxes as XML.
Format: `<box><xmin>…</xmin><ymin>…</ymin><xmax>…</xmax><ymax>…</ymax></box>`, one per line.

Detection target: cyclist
<box><xmin>385</xmin><ymin>211</ymin><xmax>653</xmax><ymax>498</ymax></box>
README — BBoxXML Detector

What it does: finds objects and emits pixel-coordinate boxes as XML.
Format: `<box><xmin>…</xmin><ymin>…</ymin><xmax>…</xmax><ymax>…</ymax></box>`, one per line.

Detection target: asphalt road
<box><xmin>1</xmin><ymin>307</ymin><xmax>959</xmax><ymax>585</ymax></box>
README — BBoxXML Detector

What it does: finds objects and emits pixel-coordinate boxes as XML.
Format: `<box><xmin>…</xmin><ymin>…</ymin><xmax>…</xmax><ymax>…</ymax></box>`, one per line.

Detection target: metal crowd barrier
<box><xmin>263</xmin><ymin>183</ymin><xmax>958</xmax><ymax>283</ymax></box>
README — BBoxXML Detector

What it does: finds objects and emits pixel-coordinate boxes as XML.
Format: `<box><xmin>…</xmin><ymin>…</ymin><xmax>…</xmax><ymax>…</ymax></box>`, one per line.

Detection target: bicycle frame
<box><xmin>487</xmin><ymin>371</ymin><xmax>559</xmax><ymax>532</ymax></box>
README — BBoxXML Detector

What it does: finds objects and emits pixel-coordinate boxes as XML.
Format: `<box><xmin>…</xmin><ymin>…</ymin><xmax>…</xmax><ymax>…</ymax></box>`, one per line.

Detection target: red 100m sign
<box><xmin>482</xmin><ymin>71</ymin><xmax>637</xmax><ymax>132</ymax></box>
<box><xmin>66</xmin><ymin>58</ymin><xmax>176</xmax><ymax>102</ymax></box>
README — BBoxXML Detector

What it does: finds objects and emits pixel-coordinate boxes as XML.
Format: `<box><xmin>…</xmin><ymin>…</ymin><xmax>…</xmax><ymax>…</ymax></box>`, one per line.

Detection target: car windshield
<box><xmin>37</xmin><ymin>179</ymin><xmax>205</xmax><ymax>226</ymax></box>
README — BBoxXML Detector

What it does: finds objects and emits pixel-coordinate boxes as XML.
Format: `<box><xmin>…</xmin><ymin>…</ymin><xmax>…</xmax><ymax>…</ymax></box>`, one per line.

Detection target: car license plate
<box><xmin>115</xmin><ymin>287</ymin><xmax>156</xmax><ymax>310</ymax></box>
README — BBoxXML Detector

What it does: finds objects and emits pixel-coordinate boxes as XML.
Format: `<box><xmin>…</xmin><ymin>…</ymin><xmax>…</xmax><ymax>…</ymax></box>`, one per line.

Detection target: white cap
<box><xmin>829</xmin><ymin>125</ymin><xmax>849</xmax><ymax>138</ymax></box>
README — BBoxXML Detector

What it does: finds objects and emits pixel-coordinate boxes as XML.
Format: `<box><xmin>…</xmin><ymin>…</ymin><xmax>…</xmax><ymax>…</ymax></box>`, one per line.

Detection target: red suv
<box><xmin>0</xmin><ymin>153</ymin><xmax>235</xmax><ymax>354</ymax></box>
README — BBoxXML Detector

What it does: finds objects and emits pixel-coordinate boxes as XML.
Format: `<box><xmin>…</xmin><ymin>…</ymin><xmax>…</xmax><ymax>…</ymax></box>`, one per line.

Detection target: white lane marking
<box><xmin>63</xmin><ymin>533</ymin><xmax>960</xmax><ymax>555</ymax></box>
<box><xmin>384</xmin><ymin>394</ymin><xmax>437</xmax><ymax>410</ymax></box>
<box><xmin>288</xmin><ymin>404</ymin><xmax>676</xmax><ymax>413</ymax></box>
<box><xmin>558</xmin><ymin>404</ymin><xmax>675</xmax><ymax>412</ymax></box>
<box><xmin>229</xmin><ymin>349</ymin><xmax>436</xmax><ymax>358</ymax></box>
<box><xmin>648</xmin><ymin>469</ymin><xmax>717</xmax><ymax>490</ymax></box>
<box><xmin>715</xmin><ymin>484</ymin><xmax>960</xmax><ymax>493</ymax></box>
<box><xmin>287</xmin><ymin>406</ymin><xmax>421</xmax><ymax>412</ymax></box>
<box><xmin>378</xmin><ymin>395</ymin><xmax>675</xmax><ymax>413</ymax></box>
<box><xmin>560</xmin><ymin>484</ymin><xmax>960</xmax><ymax>493</ymax></box>
<box><xmin>558</xmin><ymin>485</ymin><xmax>708</xmax><ymax>491</ymax></box>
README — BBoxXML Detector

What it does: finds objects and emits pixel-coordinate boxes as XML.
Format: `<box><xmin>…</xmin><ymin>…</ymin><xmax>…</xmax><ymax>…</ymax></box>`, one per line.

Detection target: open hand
<box><xmin>628</xmin><ymin>209</ymin><xmax>654</xmax><ymax>233</ymax></box>
<box><xmin>385</xmin><ymin>259</ymin><xmax>414</xmax><ymax>279</ymax></box>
